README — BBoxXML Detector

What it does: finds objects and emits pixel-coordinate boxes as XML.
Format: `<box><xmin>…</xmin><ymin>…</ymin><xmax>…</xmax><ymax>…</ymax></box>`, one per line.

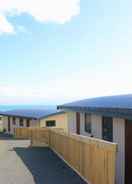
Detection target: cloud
<box><xmin>0</xmin><ymin>14</ymin><xmax>15</xmax><ymax>34</ymax></box>
<box><xmin>0</xmin><ymin>0</ymin><xmax>80</xmax><ymax>34</ymax></box>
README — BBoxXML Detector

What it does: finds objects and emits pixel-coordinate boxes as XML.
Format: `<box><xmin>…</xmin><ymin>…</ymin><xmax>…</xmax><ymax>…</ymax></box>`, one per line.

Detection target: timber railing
<box><xmin>15</xmin><ymin>128</ymin><xmax>117</xmax><ymax>184</ymax></box>
<box><xmin>15</xmin><ymin>127</ymin><xmax>32</xmax><ymax>139</ymax></box>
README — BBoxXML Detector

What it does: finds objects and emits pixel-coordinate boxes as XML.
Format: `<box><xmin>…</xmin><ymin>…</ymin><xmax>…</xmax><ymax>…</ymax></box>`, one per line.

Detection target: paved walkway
<box><xmin>0</xmin><ymin>134</ymin><xmax>87</xmax><ymax>184</ymax></box>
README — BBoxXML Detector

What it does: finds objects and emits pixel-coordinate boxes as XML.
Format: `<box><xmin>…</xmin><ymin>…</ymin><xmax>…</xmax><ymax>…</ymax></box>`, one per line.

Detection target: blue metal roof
<box><xmin>58</xmin><ymin>95</ymin><xmax>132</xmax><ymax>119</ymax></box>
<box><xmin>0</xmin><ymin>109</ymin><xmax>64</xmax><ymax>120</ymax></box>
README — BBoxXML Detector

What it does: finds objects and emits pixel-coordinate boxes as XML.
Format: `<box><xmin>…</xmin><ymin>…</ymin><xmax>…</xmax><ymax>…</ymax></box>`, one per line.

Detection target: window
<box><xmin>102</xmin><ymin>117</ymin><xmax>113</xmax><ymax>142</ymax></box>
<box><xmin>26</xmin><ymin>119</ymin><xmax>30</xmax><ymax>127</ymax></box>
<box><xmin>46</xmin><ymin>120</ymin><xmax>56</xmax><ymax>127</ymax></box>
<box><xmin>12</xmin><ymin>117</ymin><xmax>16</xmax><ymax>125</ymax></box>
<box><xmin>19</xmin><ymin>118</ymin><xmax>24</xmax><ymax>127</ymax></box>
<box><xmin>85</xmin><ymin>113</ymin><xmax>92</xmax><ymax>133</ymax></box>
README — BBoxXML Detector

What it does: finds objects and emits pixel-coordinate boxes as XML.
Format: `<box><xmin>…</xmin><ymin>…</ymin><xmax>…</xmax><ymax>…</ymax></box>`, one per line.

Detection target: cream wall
<box><xmin>40</xmin><ymin>113</ymin><xmax>68</xmax><ymax>132</ymax></box>
<box><xmin>3</xmin><ymin>116</ymin><xmax>39</xmax><ymax>135</ymax></box>
<box><xmin>3</xmin><ymin>116</ymin><xmax>8</xmax><ymax>132</ymax></box>
<box><xmin>67</xmin><ymin>112</ymin><xmax>102</xmax><ymax>138</ymax></box>
<box><xmin>3</xmin><ymin>113</ymin><xmax>68</xmax><ymax>134</ymax></box>
<box><xmin>113</xmin><ymin>118</ymin><xmax>125</xmax><ymax>184</ymax></box>
<box><xmin>0</xmin><ymin>116</ymin><xmax>3</xmax><ymax>131</ymax></box>
<box><xmin>67</xmin><ymin>112</ymin><xmax>76</xmax><ymax>133</ymax></box>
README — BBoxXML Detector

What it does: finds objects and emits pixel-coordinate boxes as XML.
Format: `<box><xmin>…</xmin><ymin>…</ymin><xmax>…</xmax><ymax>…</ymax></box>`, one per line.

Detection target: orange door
<box><xmin>8</xmin><ymin>117</ymin><xmax>11</xmax><ymax>132</ymax></box>
<box><xmin>76</xmin><ymin>112</ymin><xmax>80</xmax><ymax>134</ymax></box>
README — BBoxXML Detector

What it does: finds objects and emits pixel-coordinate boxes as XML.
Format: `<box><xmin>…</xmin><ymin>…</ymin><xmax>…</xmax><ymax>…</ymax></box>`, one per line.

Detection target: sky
<box><xmin>0</xmin><ymin>0</ymin><xmax>132</xmax><ymax>105</ymax></box>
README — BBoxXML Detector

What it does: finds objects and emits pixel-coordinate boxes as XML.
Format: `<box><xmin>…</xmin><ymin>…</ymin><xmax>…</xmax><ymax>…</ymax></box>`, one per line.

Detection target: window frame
<box><xmin>12</xmin><ymin>117</ymin><xmax>16</xmax><ymax>125</ymax></box>
<box><xmin>102</xmin><ymin>117</ymin><xmax>113</xmax><ymax>142</ymax></box>
<box><xmin>46</xmin><ymin>120</ymin><xmax>56</xmax><ymax>127</ymax></box>
<box><xmin>84</xmin><ymin>113</ymin><xmax>92</xmax><ymax>134</ymax></box>
<box><xmin>26</xmin><ymin>119</ymin><xmax>30</xmax><ymax>127</ymax></box>
<box><xmin>19</xmin><ymin>118</ymin><xmax>24</xmax><ymax>127</ymax></box>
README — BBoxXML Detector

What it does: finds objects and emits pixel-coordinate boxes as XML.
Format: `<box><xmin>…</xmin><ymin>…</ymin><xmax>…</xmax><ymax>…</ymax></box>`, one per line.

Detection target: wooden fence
<box><xmin>15</xmin><ymin>127</ymin><xmax>32</xmax><ymax>139</ymax></box>
<box><xmin>15</xmin><ymin>128</ymin><xmax>117</xmax><ymax>184</ymax></box>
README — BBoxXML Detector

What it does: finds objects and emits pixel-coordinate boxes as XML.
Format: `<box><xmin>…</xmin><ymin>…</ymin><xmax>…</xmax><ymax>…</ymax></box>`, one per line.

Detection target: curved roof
<box><xmin>58</xmin><ymin>95</ymin><xmax>132</xmax><ymax>119</ymax></box>
<box><xmin>59</xmin><ymin>95</ymin><xmax>132</xmax><ymax>109</ymax></box>
<box><xmin>0</xmin><ymin>109</ymin><xmax>64</xmax><ymax>119</ymax></box>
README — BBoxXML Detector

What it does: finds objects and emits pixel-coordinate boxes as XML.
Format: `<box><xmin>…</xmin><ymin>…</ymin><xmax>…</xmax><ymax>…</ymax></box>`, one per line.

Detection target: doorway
<box><xmin>125</xmin><ymin>120</ymin><xmax>132</xmax><ymax>184</ymax></box>
<box><xmin>76</xmin><ymin>112</ymin><xmax>80</xmax><ymax>134</ymax></box>
<box><xmin>8</xmin><ymin>117</ymin><xmax>11</xmax><ymax>133</ymax></box>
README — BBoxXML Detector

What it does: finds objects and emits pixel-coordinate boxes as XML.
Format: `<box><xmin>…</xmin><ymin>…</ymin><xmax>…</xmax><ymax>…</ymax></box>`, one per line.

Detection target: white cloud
<box><xmin>0</xmin><ymin>0</ymin><xmax>80</xmax><ymax>34</ymax></box>
<box><xmin>0</xmin><ymin>14</ymin><xmax>15</xmax><ymax>34</ymax></box>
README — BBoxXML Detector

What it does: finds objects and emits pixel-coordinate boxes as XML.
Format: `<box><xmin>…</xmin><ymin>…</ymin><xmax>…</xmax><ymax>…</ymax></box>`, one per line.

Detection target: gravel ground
<box><xmin>0</xmin><ymin>134</ymin><xmax>87</xmax><ymax>184</ymax></box>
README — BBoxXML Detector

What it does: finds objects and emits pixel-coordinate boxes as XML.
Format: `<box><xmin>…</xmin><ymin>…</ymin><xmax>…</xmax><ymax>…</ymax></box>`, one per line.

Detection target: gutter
<box><xmin>57</xmin><ymin>106</ymin><xmax>132</xmax><ymax>120</ymax></box>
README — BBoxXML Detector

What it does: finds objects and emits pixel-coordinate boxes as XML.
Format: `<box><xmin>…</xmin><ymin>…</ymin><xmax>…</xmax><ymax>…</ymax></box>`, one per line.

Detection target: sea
<box><xmin>0</xmin><ymin>105</ymin><xmax>56</xmax><ymax>112</ymax></box>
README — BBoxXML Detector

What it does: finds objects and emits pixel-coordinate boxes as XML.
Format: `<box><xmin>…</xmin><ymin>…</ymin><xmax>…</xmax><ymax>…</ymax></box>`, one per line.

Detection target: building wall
<box><xmin>67</xmin><ymin>112</ymin><xmax>102</xmax><ymax>138</ymax></box>
<box><xmin>40</xmin><ymin>113</ymin><xmax>68</xmax><ymax>132</ymax></box>
<box><xmin>67</xmin><ymin>112</ymin><xmax>77</xmax><ymax>133</ymax></box>
<box><xmin>80</xmin><ymin>113</ymin><xmax>102</xmax><ymax>139</ymax></box>
<box><xmin>3</xmin><ymin>116</ymin><xmax>39</xmax><ymax>134</ymax></box>
<box><xmin>113</xmin><ymin>118</ymin><xmax>125</xmax><ymax>184</ymax></box>
<box><xmin>31</xmin><ymin>119</ymin><xmax>40</xmax><ymax>127</ymax></box>
<box><xmin>3</xmin><ymin>116</ymin><xmax>8</xmax><ymax>132</ymax></box>
<box><xmin>0</xmin><ymin>116</ymin><xmax>3</xmax><ymax>131</ymax></box>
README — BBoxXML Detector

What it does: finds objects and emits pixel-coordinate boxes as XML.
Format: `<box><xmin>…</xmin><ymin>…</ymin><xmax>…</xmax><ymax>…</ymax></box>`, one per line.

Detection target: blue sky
<box><xmin>0</xmin><ymin>0</ymin><xmax>132</xmax><ymax>105</ymax></box>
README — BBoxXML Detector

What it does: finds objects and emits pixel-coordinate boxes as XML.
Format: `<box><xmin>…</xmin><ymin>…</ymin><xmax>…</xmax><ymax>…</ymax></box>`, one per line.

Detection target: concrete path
<box><xmin>0</xmin><ymin>135</ymin><xmax>87</xmax><ymax>184</ymax></box>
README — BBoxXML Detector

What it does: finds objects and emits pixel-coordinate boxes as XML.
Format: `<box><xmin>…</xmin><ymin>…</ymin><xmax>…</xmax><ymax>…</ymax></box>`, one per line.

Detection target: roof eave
<box><xmin>0</xmin><ymin>113</ymin><xmax>38</xmax><ymax>120</ymax></box>
<box><xmin>57</xmin><ymin>105</ymin><xmax>132</xmax><ymax>120</ymax></box>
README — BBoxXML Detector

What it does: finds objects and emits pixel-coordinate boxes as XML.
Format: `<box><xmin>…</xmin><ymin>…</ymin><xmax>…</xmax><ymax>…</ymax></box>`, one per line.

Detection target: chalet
<box><xmin>58</xmin><ymin>94</ymin><xmax>132</xmax><ymax>184</ymax></box>
<box><xmin>0</xmin><ymin>109</ymin><xmax>67</xmax><ymax>135</ymax></box>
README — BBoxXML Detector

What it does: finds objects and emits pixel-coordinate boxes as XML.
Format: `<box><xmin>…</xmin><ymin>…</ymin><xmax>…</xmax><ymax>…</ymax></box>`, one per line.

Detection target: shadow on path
<box><xmin>14</xmin><ymin>147</ymin><xmax>87</xmax><ymax>184</ymax></box>
<box><xmin>0</xmin><ymin>132</ymin><xmax>14</xmax><ymax>140</ymax></box>
<box><xmin>0</xmin><ymin>132</ymin><xmax>29</xmax><ymax>141</ymax></box>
